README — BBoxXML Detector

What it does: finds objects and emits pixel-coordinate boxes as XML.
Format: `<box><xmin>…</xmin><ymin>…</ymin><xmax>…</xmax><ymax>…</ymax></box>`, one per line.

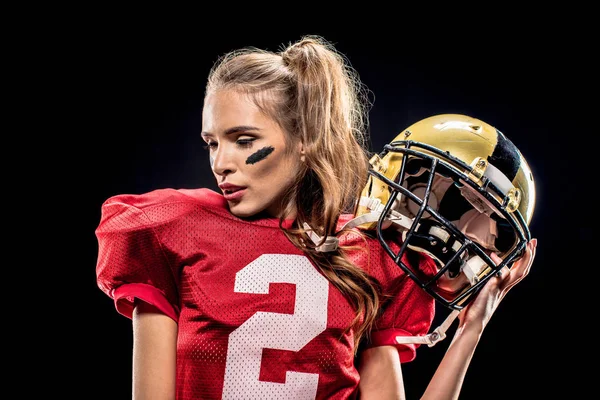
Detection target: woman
<box><xmin>95</xmin><ymin>35</ymin><xmax>537</xmax><ymax>399</ymax></box>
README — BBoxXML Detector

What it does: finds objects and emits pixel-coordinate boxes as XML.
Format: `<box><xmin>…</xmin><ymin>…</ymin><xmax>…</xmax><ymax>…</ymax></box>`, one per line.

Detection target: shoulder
<box><xmin>101</xmin><ymin>187</ymin><xmax>226</xmax><ymax>211</ymax></box>
<box><xmin>97</xmin><ymin>187</ymin><xmax>230</xmax><ymax>232</ymax></box>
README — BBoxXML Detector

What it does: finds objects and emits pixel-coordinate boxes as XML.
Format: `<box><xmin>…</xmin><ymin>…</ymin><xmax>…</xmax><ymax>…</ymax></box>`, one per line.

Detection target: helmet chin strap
<box><xmin>395</xmin><ymin>309</ymin><xmax>461</xmax><ymax>347</ymax></box>
<box><xmin>343</xmin><ymin>196</ymin><xmax>415</xmax><ymax>231</ymax></box>
<box><xmin>303</xmin><ymin>196</ymin><xmax>414</xmax><ymax>252</ymax></box>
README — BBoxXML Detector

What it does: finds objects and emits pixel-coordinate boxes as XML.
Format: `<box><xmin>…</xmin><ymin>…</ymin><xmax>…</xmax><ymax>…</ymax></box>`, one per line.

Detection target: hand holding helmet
<box><xmin>458</xmin><ymin>238</ymin><xmax>537</xmax><ymax>332</ymax></box>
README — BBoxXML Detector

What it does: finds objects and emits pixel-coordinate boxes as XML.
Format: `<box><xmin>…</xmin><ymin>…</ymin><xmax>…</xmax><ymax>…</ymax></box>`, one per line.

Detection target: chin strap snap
<box><xmin>302</xmin><ymin>222</ymin><xmax>340</xmax><ymax>252</ymax></box>
<box><xmin>395</xmin><ymin>309</ymin><xmax>461</xmax><ymax>347</ymax></box>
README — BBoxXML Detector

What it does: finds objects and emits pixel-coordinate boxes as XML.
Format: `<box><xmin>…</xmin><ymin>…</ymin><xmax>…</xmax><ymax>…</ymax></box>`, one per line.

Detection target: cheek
<box><xmin>248</xmin><ymin>154</ymin><xmax>280</xmax><ymax>177</ymax></box>
<box><xmin>249</xmin><ymin>151</ymin><xmax>298</xmax><ymax>181</ymax></box>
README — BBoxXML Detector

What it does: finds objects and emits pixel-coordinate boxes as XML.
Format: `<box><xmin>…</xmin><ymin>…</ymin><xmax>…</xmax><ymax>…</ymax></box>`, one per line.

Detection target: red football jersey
<box><xmin>96</xmin><ymin>188</ymin><xmax>434</xmax><ymax>399</ymax></box>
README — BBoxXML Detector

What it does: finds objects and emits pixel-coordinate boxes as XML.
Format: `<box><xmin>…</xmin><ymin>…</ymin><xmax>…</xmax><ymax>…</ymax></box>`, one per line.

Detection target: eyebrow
<box><xmin>201</xmin><ymin>125</ymin><xmax>261</xmax><ymax>137</ymax></box>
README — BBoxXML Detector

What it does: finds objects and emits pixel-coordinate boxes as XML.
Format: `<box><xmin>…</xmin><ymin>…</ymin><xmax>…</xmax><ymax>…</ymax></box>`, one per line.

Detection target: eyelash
<box><xmin>202</xmin><ymin>138</ymin><xmax>256</xmax><ymax>150</ymax></box>
<box><xmin>236</xmin><ymin>138</ymin><xmax>255</xmax><ymax>147</ymax></box>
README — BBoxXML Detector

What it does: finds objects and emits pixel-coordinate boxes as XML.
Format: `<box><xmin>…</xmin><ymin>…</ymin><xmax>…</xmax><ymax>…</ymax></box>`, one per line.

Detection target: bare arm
<box><xmin>132</xmin><ymin>300</ymin><xmax>178</xmax><ymax>400</ymax></box>
<box><xmin>357</xmin><ymin>329</ymin><xmax>479</xmax><ymax>400</ymax></box>
<box><xmin>357</xmin><ymin>345</ymin><xmax>406</xmax><ymax>400</ymax></box>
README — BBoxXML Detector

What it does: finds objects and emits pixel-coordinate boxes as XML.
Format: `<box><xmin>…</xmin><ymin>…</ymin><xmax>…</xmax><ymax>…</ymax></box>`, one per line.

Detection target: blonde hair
<box><xmin>205</xmin><ymin>35</ymin><xmax>379</xmax><ymax>351</ymax></box>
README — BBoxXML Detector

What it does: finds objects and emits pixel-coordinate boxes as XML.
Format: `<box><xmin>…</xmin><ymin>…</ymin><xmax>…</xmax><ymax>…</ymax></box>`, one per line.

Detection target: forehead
<box><xmin>202</xmin><ymin>89</ymin><xmax>273</xmax><ymax>133</ymax></box>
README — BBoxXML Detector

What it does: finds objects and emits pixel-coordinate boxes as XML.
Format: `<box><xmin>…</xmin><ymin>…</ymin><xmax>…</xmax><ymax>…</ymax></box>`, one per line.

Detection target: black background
<box><xmin>56</xmin><ymin>15</ymin><xmax>589</xmax><ymax>399</ymax></box>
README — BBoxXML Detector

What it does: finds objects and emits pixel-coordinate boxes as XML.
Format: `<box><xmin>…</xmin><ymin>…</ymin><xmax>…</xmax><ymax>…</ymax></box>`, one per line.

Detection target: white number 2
<box><xmin>222</xmin><ymin>254</ymin><xmax>329</xmax><ymax>399</ymax></box>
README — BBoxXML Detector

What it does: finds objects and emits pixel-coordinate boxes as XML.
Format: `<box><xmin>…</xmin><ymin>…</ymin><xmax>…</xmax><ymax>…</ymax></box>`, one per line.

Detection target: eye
<box><xmin>236</xmin><ymin>137</ymin><xmax>256</xmax><ymax>147</ymax></box>
<box><xmin>203</xmin><ymin>140</ymin><xmax>217</xmax><ymax>151</ymax></box>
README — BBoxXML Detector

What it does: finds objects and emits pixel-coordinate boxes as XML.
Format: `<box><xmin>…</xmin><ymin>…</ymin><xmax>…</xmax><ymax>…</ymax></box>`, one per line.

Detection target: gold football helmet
<box><xmin>354</xmin><ymin>113</ymin><xmax>536</xmax><ymax>312</ymax></box>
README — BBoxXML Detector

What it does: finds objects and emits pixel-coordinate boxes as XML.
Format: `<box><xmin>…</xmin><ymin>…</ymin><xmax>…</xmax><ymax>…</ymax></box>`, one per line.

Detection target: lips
<box><xmin>219</xmin><ymin>184</ymin><xmax>247</xmax><ymax>201</ymax></box>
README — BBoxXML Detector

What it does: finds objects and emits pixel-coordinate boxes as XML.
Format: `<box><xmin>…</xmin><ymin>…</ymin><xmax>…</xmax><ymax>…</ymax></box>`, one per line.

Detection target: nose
<box><xmin>211</xmin><ymin>145</ymin><xmax>237</xmax><ymax>177</ymax></box>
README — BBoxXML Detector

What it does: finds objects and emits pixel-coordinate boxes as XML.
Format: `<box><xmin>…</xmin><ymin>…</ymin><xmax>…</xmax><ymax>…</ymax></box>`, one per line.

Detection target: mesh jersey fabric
<box><xmin>95</xmin><ymin>187</ymin><xmax>435</xmax><ymax>400</ymax></box>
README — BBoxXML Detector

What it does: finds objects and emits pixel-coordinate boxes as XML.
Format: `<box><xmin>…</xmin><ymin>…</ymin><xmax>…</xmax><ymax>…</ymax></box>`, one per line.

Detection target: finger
<box><xmin>502</xmin><ymin>239</ymin><xmax>537</xmax><ymax>291</ymax></box>
<box><xmin>490</xmin><ymin>253</ymin><xmax>510</xmax><ymax>281</ymax></box>
<box><xmin>516</xmin><ymin>239</ymin><xmax>537</xmax><ymax>277</ymax></box>
<box><xmin>495</xmin><ymin>265</ymin><xmax>510</xmax><ymax>279</ymax></box>
<box><xmin>524</xmin><ymin>238</ymin><xmax>537</xmax><ymax>263</ymax></box>
<box><xmin>489</xmin><ymin>252</ymin><xmax>510</xmax><ymax>286</ymax></box>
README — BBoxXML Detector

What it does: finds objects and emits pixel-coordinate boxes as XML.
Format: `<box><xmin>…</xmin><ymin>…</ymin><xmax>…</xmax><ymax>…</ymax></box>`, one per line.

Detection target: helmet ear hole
<box><xmin>438</xmin><ymin>184</ymin><xmax>473</xmax><ymax>221</ymax></box>
<box><xmin>405</xmin><ymin>158</ymin><xmax>426</xmax><ymax>176</ymax></box>
<box><xmin>491</xmin><ymin>214</ymin><xmax>517</xmax><ymax>253</ymax></box>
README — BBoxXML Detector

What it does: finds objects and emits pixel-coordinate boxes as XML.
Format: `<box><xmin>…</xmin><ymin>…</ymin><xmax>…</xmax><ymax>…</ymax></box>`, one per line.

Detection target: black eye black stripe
<box><xmin>246</xmin><ymin>146</ymin><xmax>275</xmax><ymax>165</ymax></box>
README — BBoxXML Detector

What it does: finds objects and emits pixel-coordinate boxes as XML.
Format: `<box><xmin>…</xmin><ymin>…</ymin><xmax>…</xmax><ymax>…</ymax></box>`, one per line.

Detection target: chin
<box><xmin>227</xmin><ymin>203</ymin><xmax>262</xmax><ymax>219</ymax></box>
<box><xmin>228</xmin><ymin>207</ymin><xmax>253</xmax><ymax>218</ymax></box>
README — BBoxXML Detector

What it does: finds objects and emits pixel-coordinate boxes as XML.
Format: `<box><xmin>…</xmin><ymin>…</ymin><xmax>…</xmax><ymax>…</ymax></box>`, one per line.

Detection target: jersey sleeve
<box><xmin>354</xmin><ymin>232</ymin><xmax>436</xmax><ymax>363</ymax></box>
<box><xmin>95</xmin><ymin>193</ymin><xmax>180</xmax><ymax>322</ymax></box>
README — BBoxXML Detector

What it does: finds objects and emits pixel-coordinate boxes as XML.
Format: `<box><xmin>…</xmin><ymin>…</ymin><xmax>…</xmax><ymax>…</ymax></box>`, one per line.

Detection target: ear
<box><xmin>298</xmin><ymin>141</ymin><xmax>306</xmax><ymax>162</ymax></box>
